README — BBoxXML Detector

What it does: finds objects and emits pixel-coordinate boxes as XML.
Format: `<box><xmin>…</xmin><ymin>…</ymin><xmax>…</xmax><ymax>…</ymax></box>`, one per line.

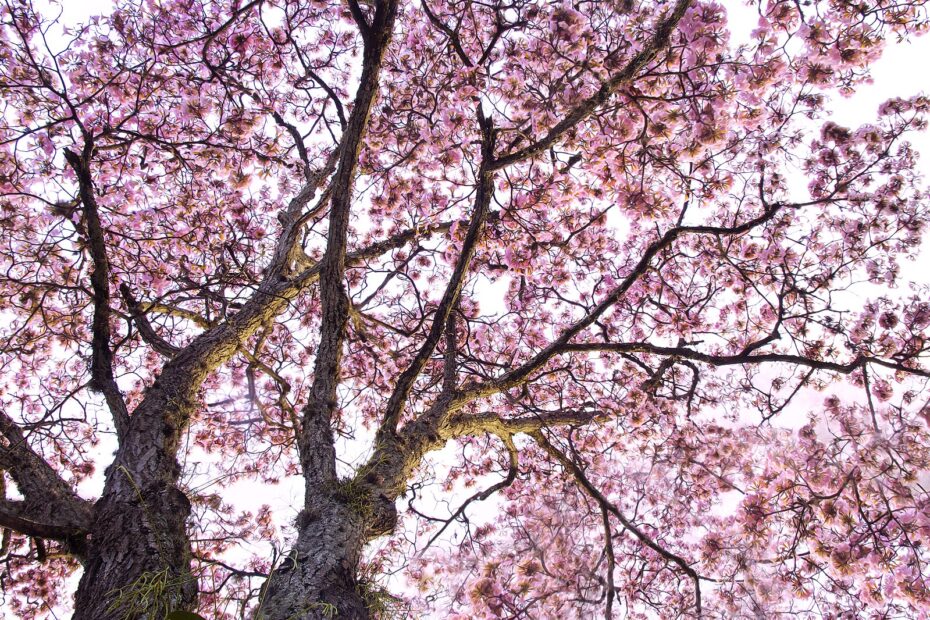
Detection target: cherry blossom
<box><xmin>1</xmin><ymin>0</ymin><xmax>930</xmax><ymax>618</ymax></box>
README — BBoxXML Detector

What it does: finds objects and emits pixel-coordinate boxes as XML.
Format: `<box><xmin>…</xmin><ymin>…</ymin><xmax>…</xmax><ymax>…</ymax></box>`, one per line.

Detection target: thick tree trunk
<box><xmin>73</xmin><ymin>475</ymin><xmax>194</xmax><ymax>620</ymax></box>
<box><xmin>253</xmin><ymin>2</ymin><xmax>399</xmax><ymax>616</ymax></box>
<box><xmin>70</xmin><ymin>269</ymin><xmax>289</xmax><ymax>618</ymax></box>
<box><xmin>72</xmin><ymin>381</ymin><xmax>199</xmax><ymax>620</ymax></box>
<box><xmin>256</xmin><ymin>498</ymin><xmax>370</xmax><ymax>620</ymax></box>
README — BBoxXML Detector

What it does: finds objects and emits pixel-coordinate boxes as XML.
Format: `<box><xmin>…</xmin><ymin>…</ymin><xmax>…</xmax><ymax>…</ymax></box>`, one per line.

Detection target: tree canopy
<box><xmin>2</xmin><ymin>0</ymin><xmax>930</xmax><ymax>618</ymax></box>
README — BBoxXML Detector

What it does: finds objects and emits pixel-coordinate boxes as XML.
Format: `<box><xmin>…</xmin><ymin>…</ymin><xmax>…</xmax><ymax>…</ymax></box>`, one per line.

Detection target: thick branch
<box><xmin>377</xmin><ymin>112</ymin><xmax>496</xmax><ymax>435</ymax></box>
<box><xmin>95</xmin><ymin>127</ymin><xmax>340</xmax><ymax>479</ymax></box>
<box><xmin>560</xmin><ymin>342</ymin><xmax>930</xmax><ymax>379</ymax></box>
<box><xmin>136</xmin><ymin>219</ymin><xmax>457</xmax><ymax>348</ymax></box>
<box><xmin>120</xmin><ymin>283</ymin><xmax>181</xmax><ymax>358</ymax></box>
<box><xmin>0</xmin><ymin>411</ymin><xmax>94</xmax><ymax>543</ymax></box>
<box><xmin>445</xmin><ymin>408</ymin><xmax>604</xmax><ymax>438</ymax></box>
<box><xmin>436</xmin><ymin>312</ymin><xmax>930</xmax><ymax>444</ymax></box>
<box><xmin>462</xmin><ymin>202</ymin><xmax>788</xmax><ymax>398</ymax></box>
<box><xmin>63</xmin><ymin>146</ymin><xmax>130</xmax><ymax>442</ymax></box>
<box><xmin>299</xmin><ymin>0</ymin><xmax>399</xmax><ymax>489</ymax></box>
<box><xmin>0</xmin><ymin>498</ymin><xmax>90</xmax><ymax>542</ymax></box>
<box><xmin>353</xmin><ymin>0</ymin><xmax>696</xmax><ymax>514</ymax></box>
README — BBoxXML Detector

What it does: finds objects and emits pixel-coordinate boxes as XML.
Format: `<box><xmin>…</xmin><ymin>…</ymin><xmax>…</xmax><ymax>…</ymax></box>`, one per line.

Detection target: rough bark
<box><xmin>257</xmin><ymin>498</ymin><xmax>369</xmax><ymax>620</ymax></box>
<box><xmin>257</xmin><ymin>3</ymin><xmax>399</xmax><ymax>617</ymax></box>
<box><xmin>46</xmin><ymin>2</ymin><xmax>701</xmax><ymax>617</ymax></box>
<box><xmin>63</xmin><ymin>146</ymin><xmax>132</xmax><ymax>442</ymax></box>
<box><xmin>72</xmin><ymin>380</ymin><xmax>200</xmax><ymax>619</ymax></box>
<box><xmin>297</xmin><ymin>0</ymin><xmax>399</xmax><ymax>493</ymax></box>
<box><xmin>0</xmin><ymin>411</ymin><xmax>94</xmax><ymax>556</ymax></box>
<box><xmin>72</xmin><ymin>257</ymin><xmax>323</xmax><ymax>619</ymax></box>
<box><xmin>70</xmin><ymin>134</ymin><xmax>333</xmax><ymax>618</ymax></box>
<box><xmin>249</xmin><ymin>3</ymin><xmax>702</xmax><ymax>617</ymax></box>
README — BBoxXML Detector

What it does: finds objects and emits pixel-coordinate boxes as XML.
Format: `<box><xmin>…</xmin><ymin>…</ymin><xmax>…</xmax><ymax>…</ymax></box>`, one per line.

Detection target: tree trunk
<box><xmin>73</xmin><ymin>385</ymin><xmax>197</xmax><ymax>620</ymax></box>
<box><xmin>256</xmin><ymin>497</ymin><xmax>371</xmax><ymax>620</ymax></box>
<box><xmin>73</xmin><ymin>477</ymin><xmax>194</xmax><ymax>620</ymax></box>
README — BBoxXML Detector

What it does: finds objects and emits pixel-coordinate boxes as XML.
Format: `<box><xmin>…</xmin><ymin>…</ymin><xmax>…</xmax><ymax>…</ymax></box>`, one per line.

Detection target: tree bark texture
<box><xmin>73</xmin><ymin>387</ymin><xmax>198</xmax><ymax>619</ymax></box>
<box><xmin>257</xmin><ymin>498</ymin><xmax>369</xmax><ymax>620</ymax></box>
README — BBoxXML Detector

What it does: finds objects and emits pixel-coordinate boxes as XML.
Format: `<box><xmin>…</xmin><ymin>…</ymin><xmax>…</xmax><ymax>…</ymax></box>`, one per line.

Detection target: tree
<box><xmin>1</xmin><ymin>0</ymin><xmax>930</xmax><ymax>617</ymax></box>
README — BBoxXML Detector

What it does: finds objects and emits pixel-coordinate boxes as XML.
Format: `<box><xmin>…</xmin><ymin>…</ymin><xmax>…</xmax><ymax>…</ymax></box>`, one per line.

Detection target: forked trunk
<box><xmin>256</xmin><ymin>498</ymin><xmax>370</xmax><ymax>620</ymax></box>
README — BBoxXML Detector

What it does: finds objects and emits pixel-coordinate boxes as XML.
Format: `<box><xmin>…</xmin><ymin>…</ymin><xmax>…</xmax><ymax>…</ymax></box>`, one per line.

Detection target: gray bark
<box><xmin>72</xmin><ymin>380</ymin><xmax>198</xmax><ymax>620</ymax></box>
<box><xmin>257</xmin><ymin>2</ymin><xmax>400</xmax><ymax>617</ymax></box>
<box><xmin>256</xmin><ymin>499</ymin><xmax>369</xmax><ymax>620</ymax></box>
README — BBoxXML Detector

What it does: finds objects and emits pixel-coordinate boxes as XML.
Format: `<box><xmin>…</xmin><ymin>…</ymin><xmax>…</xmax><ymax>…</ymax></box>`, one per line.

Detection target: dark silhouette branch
<box><xmin>299</xmin><ymin>0</ymin><xmax>400</xmax><ymax>489</ymax></box>
<box><xmin>120</xmin><ymin>283</ymin><xmax>182</xmax><ymax>358</ymax></box>
<box><xmin>0</xmin><ymin>499</ymin><xmax>89</xmax><ymax>542</ymax></box>
<box><xmin>559</xmin><ymin>342</ymin><xmax>930</xmax><ymax>380</ymax></box>
<box><xmin>462</xmin><ymin>200</ymin><xmax>791</xmax><ymax>399</ymax></box>
<box><xmin>63</xmin><ymin>146</ymin><xmax>131</xmax><ymax>442</ymax></box>
<box><xmin>0</xmin><ymin>411</ymin><xmax>93</xmax><ymax>546</ymax></box>
<box><xmin>378</xmin><ymin>109</ymin><xmax>496</xmax><ymax>436</ymax></box>
<box><xmin>421</xmin><ymin>434</ymin><xmax>518</xmax><ymax>551</ymax></box>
